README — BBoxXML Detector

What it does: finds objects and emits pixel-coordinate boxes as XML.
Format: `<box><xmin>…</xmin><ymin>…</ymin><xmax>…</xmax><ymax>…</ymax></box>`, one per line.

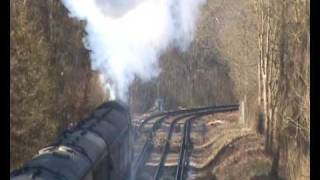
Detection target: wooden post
<box><xmin>240</xmin><ymin>98</ymin><xmax>246</xmax><ymax>126</ymax></box>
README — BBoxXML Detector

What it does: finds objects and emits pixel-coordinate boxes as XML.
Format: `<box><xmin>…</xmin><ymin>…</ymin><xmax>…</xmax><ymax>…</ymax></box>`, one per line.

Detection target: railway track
<box><xmin>131</xmin><ymin>104</ymin><xmax>239</xmax><ymax>180</ymax></box>
<box><xmin>138</xmin><ymin>104</ymin><xmax>239</xmax><ymax>131</ymax></box>
<box><xmin>175</xmin><ymin>118</ymin><xmax>191</xmax><ymax>180</ymax></box>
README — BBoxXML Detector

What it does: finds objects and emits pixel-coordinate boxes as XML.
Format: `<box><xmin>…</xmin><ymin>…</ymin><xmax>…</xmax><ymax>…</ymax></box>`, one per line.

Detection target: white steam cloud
<box><xmin>62</xmin><ymin>0</ymin><xmax>206</xmax><ymax>101</ymax></box>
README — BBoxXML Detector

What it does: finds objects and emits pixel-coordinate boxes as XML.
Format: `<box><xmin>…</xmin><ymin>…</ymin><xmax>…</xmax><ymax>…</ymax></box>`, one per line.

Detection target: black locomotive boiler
<box><xmin>11</xmin><ymin>101</ymin><xmax>133</xmax><ymax>180</ymax></box>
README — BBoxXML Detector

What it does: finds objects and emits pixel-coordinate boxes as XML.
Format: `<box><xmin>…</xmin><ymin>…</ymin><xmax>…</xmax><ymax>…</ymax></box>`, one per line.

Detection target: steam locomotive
<box><xmin>11</xmin><ymin>101</ymin><xmax>132</xmax><ymax>180</ymax></box>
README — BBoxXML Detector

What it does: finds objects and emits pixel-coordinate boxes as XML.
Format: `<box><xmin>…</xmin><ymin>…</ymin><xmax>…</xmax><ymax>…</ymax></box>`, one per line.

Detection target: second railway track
<box><xmin>131</xmin><ymin>104</ymin><xmax>239</xmax><ymax>180</ymax></box>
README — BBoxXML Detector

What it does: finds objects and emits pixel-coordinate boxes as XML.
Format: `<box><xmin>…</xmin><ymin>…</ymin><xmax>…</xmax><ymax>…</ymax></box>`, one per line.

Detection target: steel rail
<box><xmin>175</xmin><ymin>118</ymin><xmax>191</xmax><ymax>180</ymax></box>
<box><xmin>175</xmin><ymin>105</ymin><xmax>240</xmax><ymax>180</ymax></box>
<box><xmin>131</xmin><ymin>105</ymin><xmax>239</xmax><ymax>180</ymax></box>
<box><xmin>138</xmin><ymin>104</ymin><xmax>239</xmax><ymax>131</ymax></box>
<box><xmin>153</xmin><ymin>105</ymin><xmax>239</xmax><ymax>180</ymax></box>
<box><xmin>175</xmin><ymin>113</ymin><xmax>202</xmax><ymax>180</ymax></box>
<box><xmin>130</xmin><ymin>115</ymin><xmax>171</xmax><ymax>179</ymax></box>
<box><xmin>131</xmin><ymin>105</ymin><xmax>238</xmax><ymax>178</ymax></box>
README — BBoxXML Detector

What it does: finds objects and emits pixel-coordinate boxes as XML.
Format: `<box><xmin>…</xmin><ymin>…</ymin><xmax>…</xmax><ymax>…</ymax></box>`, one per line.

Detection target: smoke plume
<box><xmin>62</xmin><ymin>0</ymin><xmax>206</xmax><ymax>101</ymax></box>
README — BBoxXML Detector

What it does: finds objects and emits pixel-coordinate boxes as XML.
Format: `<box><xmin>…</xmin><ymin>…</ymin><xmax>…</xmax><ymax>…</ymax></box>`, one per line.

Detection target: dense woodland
<box><xmin>10</xmin><ymin>0</ymin><xmax>309</xmax><ymax>179</ymax></box>
<box><xmin>254</xmin><ymin>0</ymin><xmax>309</xmax><ymax>179</ymax></box>
<box><xmin>10</xmin><ymin>0</ymin><xmax>106</xmax><ymax>170</ymax></box>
